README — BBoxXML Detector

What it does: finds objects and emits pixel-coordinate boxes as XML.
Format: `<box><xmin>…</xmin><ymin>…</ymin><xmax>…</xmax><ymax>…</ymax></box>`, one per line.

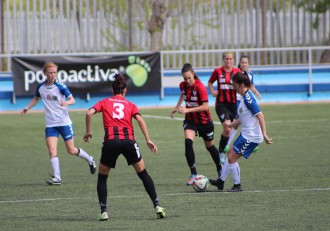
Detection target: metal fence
<box><xmin>1</xmin><ymin>0</ymin><xmax>330</xmax><ymax>69</ymax></box>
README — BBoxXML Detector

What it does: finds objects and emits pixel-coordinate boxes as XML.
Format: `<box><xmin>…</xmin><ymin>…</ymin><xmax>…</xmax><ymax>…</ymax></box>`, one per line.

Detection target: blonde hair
<box><xmin>222</xmin><ymin>51</ymin><xmax>234</xmax><ymax>60</ymax></box>
<box><xmin>43</xmin><ymin>62</ymin><xmax>58</xmax><ymax>73</ymax></box>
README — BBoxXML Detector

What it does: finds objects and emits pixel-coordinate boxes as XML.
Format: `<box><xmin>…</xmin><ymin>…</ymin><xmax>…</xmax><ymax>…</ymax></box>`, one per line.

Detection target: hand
<box><xmin>170</xmin><ymin>109</ymin><xmax>178</xmax><ymax>118</ymax></box>
<box><xmin>20</xmin><ymin>108</ymin><xmax>28</xmax><ymax>115</ymax></box>
<box><xmin>264</xmin><ymin>135</ymin><xmax>273</xmax><ymax>144</ymax></box>
<box><xmin>83</xmin><ymin>133</ymin><xmax>92</xmax><ymax>143</ymax></box>
<box><xmin>178</xmin><ymin>106</ymin><xmax>187</xmax><ymax>114</ymax></box>
<box><xmin>223</xmin><ymin>121</ymin><xmax>232</xmax><ymax>128</ymax></box>
<box><xmin>146</xmin><ymin>140</ymin><xmax>158</xmax><ymax>153</ymax></box>
<box><xmin>211</xmin><ymin>90</ymin><xmax>218</xmax><ymax>97</ymax></box>
<box><xmin>61</xmin><ymin>100</ymin><xmax>68</xmax><ymax>107</ymax></box>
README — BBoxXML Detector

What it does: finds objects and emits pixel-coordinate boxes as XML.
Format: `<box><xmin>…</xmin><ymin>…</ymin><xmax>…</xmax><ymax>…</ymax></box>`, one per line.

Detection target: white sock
<box><xmin>229</xmin><ymin>162</ymin><xmax>241</xmax><ymax>185</ymax></box>
<box><xmin>77</xmin><ymin>148</ymin><xmax>93</xmax><ymax>164</ymax></box>
<box><xmin>50</xmin><ymin>156</ymin><xmax>61</xmax><ymax>180</ymax></box>
<box><xmin>220</xmin><ymin>158</ymin><xmax>230</xmax><ymax>181</ymax></box>
<box><xmin>227</xmin><ymin>128</ymin><xmax>237</xmax><ymax>147</ymax></box>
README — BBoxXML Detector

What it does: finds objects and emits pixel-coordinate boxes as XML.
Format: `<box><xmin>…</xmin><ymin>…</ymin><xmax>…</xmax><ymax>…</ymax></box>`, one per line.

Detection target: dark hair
<box><xmin>181</xmin><ymin>63</ymin><xmax>199</xmax><ymax>80</ymax></box>
<box><xmin>232</xmin><ymin>72</ymin><xmax>251</xmax><ymax>87</ymax></box>
<box><xmin>238</xmin><ymin>55</ymin><xmax>250</xmax><ymax>70</ymax></box>
<box><xmin>112</xmin><ymin>74</ymin><xmax>126</xmax><ymax>94</ymax></box>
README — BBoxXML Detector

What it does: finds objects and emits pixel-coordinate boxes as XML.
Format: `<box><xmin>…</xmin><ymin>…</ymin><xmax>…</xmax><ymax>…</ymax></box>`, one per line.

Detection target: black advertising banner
<box><xmin>12</xmin><ymin>52</ymin><xmax>161</xmax><ymax>96</ymax></box>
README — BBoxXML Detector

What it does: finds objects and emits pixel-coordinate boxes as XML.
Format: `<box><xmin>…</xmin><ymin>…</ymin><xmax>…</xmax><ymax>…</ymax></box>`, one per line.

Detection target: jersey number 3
<box><xmin>113</xmin><ymin>103</ymin><xmax>125</xmax><ymax>119</ymax></box>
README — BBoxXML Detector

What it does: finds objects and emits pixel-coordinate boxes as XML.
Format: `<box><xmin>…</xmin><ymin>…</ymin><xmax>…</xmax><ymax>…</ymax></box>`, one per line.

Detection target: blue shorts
<box><xmin>233</xmin><ymin>134</ymin><xmax>259</xmax><ymax>159</ymax></box>
<box><xmin>45</xmin><ymin>124</ymin><xmax>75</xmax><ymax>141</ymax></box>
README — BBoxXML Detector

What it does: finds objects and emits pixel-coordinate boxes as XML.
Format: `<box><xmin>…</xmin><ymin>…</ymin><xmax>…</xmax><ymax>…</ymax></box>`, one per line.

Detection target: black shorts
<box><xmin>100</xmin><ymin>139</ymin><xmax>142</xmax><ymax>168</ymax></box>
<box><xmin>183</xmin><ymin>120</ymin><xmax>214</xmax><ymax>141</ymax></box>
<box><xmin>215</xmin><ymin>103</ymin><xmax>237</xmax><ymax>123</ymax></box>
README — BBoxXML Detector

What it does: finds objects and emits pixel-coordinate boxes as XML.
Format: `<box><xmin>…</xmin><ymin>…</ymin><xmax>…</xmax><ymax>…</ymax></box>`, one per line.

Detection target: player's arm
<box><xmin>178</xmin><ymin>101</ymin><xmax>209</xmax><ymax>114</ymax></box>
<box><xmin>170</xmin><ymin>93</ymin><xmax>184</xmax><ymax>118</ymax></box>
<box><xmin>256</xmin><ymin>112</ymin><xmax>273</xmax><ymax>144</ymax></box>
<box><xmin>20</xmin><ymin>96</ymin><xmax>40</xmax><ymax>115</ymax></box>
<box><xmin>224</xmin><ymin>118</ymin><xmax>241</xmax><ymax>128</ymax></box>
<box><xmin>84</xmin><ymin>107</ymin><xmax>97</xmax><ymax>143</ymax></box>
<box><xmin>61</xmin><ymin>94</ymin><xmax>76</xmax><ymax>107</ymax></box>
<box><xmin>208</xmin><ymin>81</ymin><xmax>218</xmax><ymax>97</ymax></box>
<box><xmin>135</xmin><ymin>114</ymin><xmax>158</xmax><ymax>153</ymax></box>
<box><xmin>250</xmin><ymin>84</ymin><xmax>261</xmax><ymax>99</ymax></box>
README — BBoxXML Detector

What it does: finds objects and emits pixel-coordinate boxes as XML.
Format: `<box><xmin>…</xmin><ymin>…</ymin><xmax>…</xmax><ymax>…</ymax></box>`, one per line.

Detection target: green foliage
<box><xmin>0</xmin><ymin>104</ymin><xmax>329</xmax><ymax>230</ymax></box>
<box><xmin>296</xmin><ymin>0</ymin><xmax>330</xmax><ymax>28</ymax></box>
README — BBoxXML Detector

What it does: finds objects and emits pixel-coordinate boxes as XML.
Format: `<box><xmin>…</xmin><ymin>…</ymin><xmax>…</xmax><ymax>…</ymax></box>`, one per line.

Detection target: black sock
<box><xmin>137</xmin><ymin>169</ymin><xmax>160</xmax><ymax>208</ymax></box>
<box><xmin>185</xmin><ymin>139</ymin><xmax>197</xmax><ymax>175</ymax></box>
<box><xmin>97</xmin><ymin>173</ymin><xmax>108</xmax><ymax>213</ymax></box>
<box><xmin>219</xmin><ymin>135</ymin><xmax>229</xmax><ymax>153</ymax></box>
<box><xmin>207</xmin><ymin>145</ymin><xmax>222</xmax><ymax>172</ymax></box>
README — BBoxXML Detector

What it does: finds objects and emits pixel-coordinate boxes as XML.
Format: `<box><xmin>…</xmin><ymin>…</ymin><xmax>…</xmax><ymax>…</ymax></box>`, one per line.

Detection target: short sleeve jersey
<box><xmin>237</xmin><ymin>90</ymin><xmax>263</xmax><ymax>143</ymax></box>
<box><xmin>179</xmin><ymin>79</ymin><xmax>212</xmax><ymax>125</ymax></box>
<box><xmin>247</xmin><ymin>71</ymin><xmax>254</xmax><ymax>85</ymax></box>
<box><xmin>208</xmin><ymin>66</ymin><xmax>241</xmax><ymax>104</ymax></box>
<box><xmin>92</xmin><ymin>95</ymin><xmax>140</xmax><ymax>140</ymax></box>
<box><xmin>35</xmin><ymin>80</ymin><xmax>72</xmax><ymax>127</ymax></box>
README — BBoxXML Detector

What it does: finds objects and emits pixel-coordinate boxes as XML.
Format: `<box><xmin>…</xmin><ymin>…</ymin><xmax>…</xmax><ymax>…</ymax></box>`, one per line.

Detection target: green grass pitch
<box><xmin>0</xmin><ymin>103</ymin><xmax>329</xmax><ymax>230</ymax></box>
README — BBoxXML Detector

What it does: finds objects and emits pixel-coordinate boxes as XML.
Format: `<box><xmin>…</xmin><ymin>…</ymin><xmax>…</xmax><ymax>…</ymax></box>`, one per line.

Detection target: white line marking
<box><xmin>143</xmin><ymin>115</ymin><xmax>329</xmax><ymax>124</ymax></box>
<box><xmin>1</xmin><ymin>188</ymin><xmax>329</xmax><ymax>204</ymax></box>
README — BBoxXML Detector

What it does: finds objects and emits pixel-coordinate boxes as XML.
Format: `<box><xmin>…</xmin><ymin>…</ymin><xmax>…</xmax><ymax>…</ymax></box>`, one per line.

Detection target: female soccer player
<box><xmin>83</xmin><ymin>74</ymin><xmax>165</xmax><ymax>221</ymax></box>
<box><xmin>20</xmin><ymin>62</ymin><xmax>96</xmax><ymax>185</ymax></box>
<box><xmin>209</xmin><ymin>72</ymin><xmax>273</xmax><ymax>192</ymax></box>
<box><xmin>208</xmin><ymin>51</ymin><xmax>241</xmax><ymax>165</ymax></box>
<box><xmin>238</xmin><ymin>55</ymin><xmax>261</xmax><ymax>100</ymax></box>
<box><xmin>225</xmin><ymin>55</ymin><xmax>262</xmax><ymax>152</ymax></box>
<box><xmin>170</xmin><ymin>63</ymin><xmax>222</xmax><ymax>185</ymax></box>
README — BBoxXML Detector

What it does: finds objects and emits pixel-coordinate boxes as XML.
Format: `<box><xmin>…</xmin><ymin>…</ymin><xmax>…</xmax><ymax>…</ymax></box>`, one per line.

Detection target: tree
<box><xmin>147</xmin><ymin>0</ymin><xmax>170</xmax><ymax>51</ymax></box>
<box><xmin>297</xmin><ymin>0</ymin><xmax>330</xmax><ymax>63</ymax></box>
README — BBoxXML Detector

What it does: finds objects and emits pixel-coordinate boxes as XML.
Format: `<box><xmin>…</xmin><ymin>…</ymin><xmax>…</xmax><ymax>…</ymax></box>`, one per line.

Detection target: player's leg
<box><xmin>45</xmin><ymin>127</ymin><xmax>61</xmax><ymax>185</ymax></box>
<box><xmin>200</xmin><ymin>122</ymin><xmax>222</xmax><ymax>178</ymax></box>
<box><xmin>226</xmin><ymin>149</ymin><xmax>242</xmax><ymax>192</ymax></box>
<box><xmin>97</xmin><ymin>162</ymin><xmax>111</xmax><ymax>221</ymax></box>
<box><xmin>226</xmin><ymin>124</ymin><xmax>238</xmax><ymax>151</ymax></box>
<box><xmin>127</xmin><ymin>141</ymin><xmax>165</xmax><ymax>218</ymax></box>
<box><xmin>184</xmin><ymin>127</ymin><xmax>197</xmax><ymax>185</ymax></box>
<box><xmin>227</xmin><ymin>134</ymin><xmax>258</xmax><ymax>192</ymax></box>
<box><xmin>61</xmin><ymin>125</ymin><xmax>96</xmax><ymax>174</ymax></box>
<box><xmin>96</xmin><ymin>139</ymin><xmax>119</xmax><ymax>221</ymax></box>
<box><xmin>133</xmin><ymin>161</ymin><xmax>165</xmax><ymax>218</ymax></box>
<box><xmin>215</xmin><ymin>104</ymin><xmax>231</xmax><ymax>165</ymax></box>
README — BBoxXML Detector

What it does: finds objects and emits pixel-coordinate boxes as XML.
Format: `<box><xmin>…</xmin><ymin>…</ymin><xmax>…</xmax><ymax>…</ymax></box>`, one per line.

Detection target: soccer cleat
<box><xmin>98</xmin><ymin>212</ymin><xmax>108</xmax><ymax>221</ymax></box>
<box><xmin>46</xmin><ymin>177</ymin><xmax>61</xmax><ymax>185</ymax></box>
<box><xmin>209</xmin><ymin>178</ymin><xmax>224</xmax><ymax>190</ymax></box>
<box><xmin>253</xmin><ymin>146</ymin><xmax>259</xmax><ymax>153</ymax></box>
<box><xmin>155</xmin><ymin>206</ymin><xmax>166</xmax><ymax>219</ymax></box>
<box><xmin>224</xmin><ymin>146</ymin><xmax>229</xmax><ymax>153</ymax></box>
<box><xmin>219</xmin><ymin>152</ymin><xmax>226</xmax><ymax>166</ymax></box>
<box><xmin>229</xmin><ymin>184</ymin><xmax>243</xmax><ymax>192</ymax></box>
<box><xmin>186</xmin><ymin>174</ymin><xmax>197</xmax><ymax>185</ymax></box>
<box><xmin>89</xmin><ymin>159</ymin><xmax>97</xmax><ymax>174</ymax></box>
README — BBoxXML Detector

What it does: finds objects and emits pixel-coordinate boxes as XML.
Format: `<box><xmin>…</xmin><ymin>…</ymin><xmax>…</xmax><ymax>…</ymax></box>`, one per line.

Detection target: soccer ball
<box><xmin>192</xmin><ymin>175</ymin><xmax>209</xmax><ymax>192</ymax></box>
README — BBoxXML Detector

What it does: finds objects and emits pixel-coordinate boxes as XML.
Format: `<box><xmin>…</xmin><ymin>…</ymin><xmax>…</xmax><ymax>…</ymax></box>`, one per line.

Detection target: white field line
<box><xmin>1</xmin><ymin>187</ymin><xmax>329</xmax><ymax>204</ymax></box>
<box><xmin>143</xmin><ymin>115</ymin><xmax>329</xmax><ymax>124</ymax></box>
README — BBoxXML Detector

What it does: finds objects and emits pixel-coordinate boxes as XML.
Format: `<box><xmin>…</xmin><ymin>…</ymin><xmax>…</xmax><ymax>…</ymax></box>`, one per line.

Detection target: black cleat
<box><xmin>229</xmin><ymin>184</ymin><xmax>243</xmax><ymax>192</ymax></box>
<box><xmin>209</xmin><ymin>178</ymin><xmax>224</xmax><ymax>190</ymax></box>
<box><xmin>89</xmin><ymin>159</ymin><xmax>97</xmax><ymax>174</ymax></box>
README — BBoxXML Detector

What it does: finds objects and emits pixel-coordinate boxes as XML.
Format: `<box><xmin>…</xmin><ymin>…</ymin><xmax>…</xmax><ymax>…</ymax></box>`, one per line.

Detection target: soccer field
<box><xmin>0</xmin><ymin>103</ymin><xmax>329</xmax><ymax>231</ymax></box>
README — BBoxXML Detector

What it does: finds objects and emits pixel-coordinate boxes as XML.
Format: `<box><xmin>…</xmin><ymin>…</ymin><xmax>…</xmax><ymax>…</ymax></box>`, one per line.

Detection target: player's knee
<box><xmin>66</xmin><ymin>147</ymin><xmax>77</xmax><ymax>155</ymax></box>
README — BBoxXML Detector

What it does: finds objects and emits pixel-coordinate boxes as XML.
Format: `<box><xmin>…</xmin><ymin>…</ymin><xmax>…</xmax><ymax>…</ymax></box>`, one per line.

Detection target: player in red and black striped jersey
<box><xmin>170</xmin><ymin>63</ymin><xmax>222</xmax><ymax>186</ymax></box>
<box><xmin>83</xmin><ymin>74</ymin><xmax>166</xmax><ymax>220</ymax></box>
<box><xmin>208</xmin><ymin>51</ymin><xmax>241</xmax><ymax>165</ymax></box>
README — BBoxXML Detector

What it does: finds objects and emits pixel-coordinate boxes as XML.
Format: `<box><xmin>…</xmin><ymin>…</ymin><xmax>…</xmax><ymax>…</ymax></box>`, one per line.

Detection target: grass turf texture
<box><xmin>0</xmin><ymin>103</ymin><xmax>329</xmax><ymax>230</ymax></box>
